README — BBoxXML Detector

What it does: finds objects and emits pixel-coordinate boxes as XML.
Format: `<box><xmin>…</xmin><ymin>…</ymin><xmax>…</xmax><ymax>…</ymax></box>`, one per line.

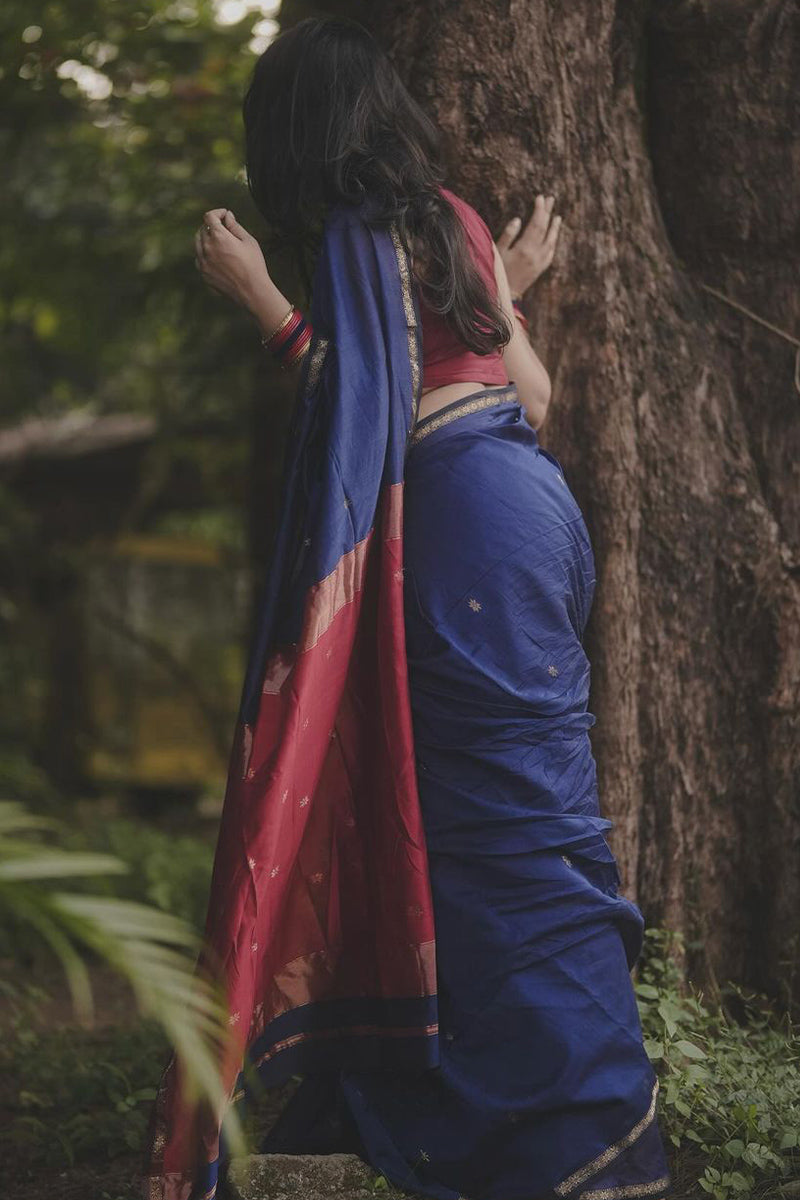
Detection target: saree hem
<box><xmin>554</xmin><ymin>1081</ymin><xmax>665</xmax><ymax>1198</ymax></box>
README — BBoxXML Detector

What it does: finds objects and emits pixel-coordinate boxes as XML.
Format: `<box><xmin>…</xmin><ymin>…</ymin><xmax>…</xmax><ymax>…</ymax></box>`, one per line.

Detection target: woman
<box><xmin>145</xmin><ymin>16</ymin><xmax>670</xmax><ymax>1200</ymax></box>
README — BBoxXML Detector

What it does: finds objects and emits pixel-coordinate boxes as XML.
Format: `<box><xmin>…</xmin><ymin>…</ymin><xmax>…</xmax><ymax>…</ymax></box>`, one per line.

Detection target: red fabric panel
<box><xmin>145</xmin><ymin>481</ymin><xmax>437</xmax><ymax>1199</ymax></box>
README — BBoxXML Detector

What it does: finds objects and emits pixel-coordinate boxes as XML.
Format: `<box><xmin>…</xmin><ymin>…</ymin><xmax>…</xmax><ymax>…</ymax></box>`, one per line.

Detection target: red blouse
<box><xmin>265</xmin><ymin>187</ymin><xmax>510</xmax><ymax>387</ymax></box>
<box><xmin>416</xmin><ymin>186</ymin><xmax>509</xmax><ymax>390</ymax></box>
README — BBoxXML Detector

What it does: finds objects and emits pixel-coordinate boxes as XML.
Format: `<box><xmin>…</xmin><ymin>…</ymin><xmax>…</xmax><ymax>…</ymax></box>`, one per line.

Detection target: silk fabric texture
<box><xmin>143</xmin><ymin>199</ymin><xmax>437</xmax><ymax>1200</ymax></box>
<box><xmin>142</xmin><ymin>199</ymin><xmax>670</xmax><ymax>1200</ymax></box>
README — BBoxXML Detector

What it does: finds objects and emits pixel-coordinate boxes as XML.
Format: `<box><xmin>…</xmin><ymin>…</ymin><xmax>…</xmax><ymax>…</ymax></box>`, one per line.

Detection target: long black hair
<box><xmin>243</xmin><ymin>16</ymin><xmax>511</xmax><ymax>357</ymax></box>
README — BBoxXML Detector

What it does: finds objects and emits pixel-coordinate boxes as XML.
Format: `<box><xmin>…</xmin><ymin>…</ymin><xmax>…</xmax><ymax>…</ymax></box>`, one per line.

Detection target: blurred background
<box><xmin>1</xmin><ymin>2</ymin><xmax>799</xmax><ymax>1198</ymax></box>
<box><xmin>0</xmin><ymin>4</ymin><xmax>325</xmax><ymax>1195</ymax></box>
<box><xmin>1</xmin><ymin>0</ymin><xmax>305</xmax><ymax>817</ymax></box>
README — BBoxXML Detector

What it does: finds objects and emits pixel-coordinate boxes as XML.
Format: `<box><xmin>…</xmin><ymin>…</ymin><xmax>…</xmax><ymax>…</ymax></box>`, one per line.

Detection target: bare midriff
<box><xmin>416</xmin><ymin>380</ymin><xmax>511</xmax><ymax>423</ymax></box>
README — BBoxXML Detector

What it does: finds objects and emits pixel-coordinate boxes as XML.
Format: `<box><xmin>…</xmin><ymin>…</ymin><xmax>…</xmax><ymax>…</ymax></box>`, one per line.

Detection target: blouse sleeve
<box><xmin>439</xmin><ymin>186</ymin><xmax>499</xmax><ymax>298</ymax></box>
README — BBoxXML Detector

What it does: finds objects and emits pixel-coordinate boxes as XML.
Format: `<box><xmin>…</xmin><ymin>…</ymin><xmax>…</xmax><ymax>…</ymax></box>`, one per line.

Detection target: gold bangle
<box><xmin>262</xmin><ymin>303</ymin><xmax>295</xmax><ymax>346</ymax></box>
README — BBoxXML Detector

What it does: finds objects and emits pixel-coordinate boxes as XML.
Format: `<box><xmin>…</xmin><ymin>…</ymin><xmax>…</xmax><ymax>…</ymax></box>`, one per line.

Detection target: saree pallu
<box><xmin>143</xmin><ymin>201</ymin><xmax>439</xmax><ymax>1200</ymax></box>
<box><xmin>262</xmin><ymin>386</ymin><xmax>671</xmax><ymax>1199</ymax></box>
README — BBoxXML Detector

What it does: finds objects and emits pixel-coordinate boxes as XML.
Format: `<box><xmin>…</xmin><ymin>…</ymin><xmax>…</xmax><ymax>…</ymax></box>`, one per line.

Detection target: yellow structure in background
<box><xmin>86</xmin><ymin>534</ymin><xmax>251</xmax><ymax>795</ymax></box>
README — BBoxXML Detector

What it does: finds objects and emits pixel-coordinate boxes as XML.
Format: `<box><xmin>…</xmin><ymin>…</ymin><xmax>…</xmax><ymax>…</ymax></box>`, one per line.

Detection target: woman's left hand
<box><xmin>194</xmin><ymin>209</ymin><xmax>272</xmax><ymax>313</ymax></box>
<box><xmin>495</xmin><ymin>194</ymin><xmax>562</xmax><ymax>300</ymax></box>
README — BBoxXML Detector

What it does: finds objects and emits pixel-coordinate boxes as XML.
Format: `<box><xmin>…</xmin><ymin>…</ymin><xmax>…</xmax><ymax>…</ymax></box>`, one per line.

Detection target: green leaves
<box><xmin>1</xmin><ymin>0</ymin><xmax>267</xmax><ymax>424</ymax></box>
<box><xmin>0</xmin><ymin>799</ymin><xmax>244</xmax><ymax>1158</ymax></box>
<box><xmin>636</xmin><ymin>928</ymin><xmax>800</xmax><ymax>1200</ymax></box>
<box><xmin>675</xmin><ymin>1038</ymin><xmax>707</xmax><ymax>1061</ymax></box>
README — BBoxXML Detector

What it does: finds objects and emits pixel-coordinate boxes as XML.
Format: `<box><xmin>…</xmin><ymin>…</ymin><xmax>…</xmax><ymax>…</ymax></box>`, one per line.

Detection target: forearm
<box><xmin>247</xmin><ymin>279</ymin><xmax>294</xmax><ymax>338</ymax></box>
<box><xmin>247</xmin><ymin>280</ymin><xmax>313</xmax><ymax>368</ymax></box>
<box><xmin>514</xmin><ymin>327</ymin><xmax>552</xmax><ymax>430</ymax></box>
<box><xmin>492</xmin><ymin>244</ymin><xmax>551</xmax><ymax>429</ymax></box>
<box><xmin>498</xmin><ymin>303</ymin><xmax>552</xmax><ymax>430</ymax></box>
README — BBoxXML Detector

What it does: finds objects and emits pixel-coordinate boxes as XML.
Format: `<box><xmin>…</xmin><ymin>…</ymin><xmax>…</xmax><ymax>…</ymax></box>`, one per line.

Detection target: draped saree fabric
<box><xmin>143</xmin><ymin>199</ymin><xmax>671</xmax><ymax>1200</ymax></box>
<box><xmin>142</xmin><ymin>200</ymin><xmax>438</xmax><ymax>1200</ymax></box>
<box><xmin>260</xmin><ymin>386</ymin><xmax>672</xmax><ymax>1200</ymax></box>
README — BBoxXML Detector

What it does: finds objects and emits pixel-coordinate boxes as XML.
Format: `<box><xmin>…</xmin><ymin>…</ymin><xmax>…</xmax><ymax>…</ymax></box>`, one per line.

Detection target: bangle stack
<box><xmin>261</xmin><ymin>304</ymin><xmax>313</xmax><ymax>369</ymax></box>
<box><xmin>512</xmin><ymin>296</ymin><xmax>530</xmax><ymax>332</ymax></box>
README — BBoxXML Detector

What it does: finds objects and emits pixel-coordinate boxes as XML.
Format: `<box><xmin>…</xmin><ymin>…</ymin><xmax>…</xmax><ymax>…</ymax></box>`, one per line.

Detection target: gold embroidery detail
<box><xmin>554</xmin><ymin>1080</ymin><xmax>660</xmax><ymax>1196</ymax></box>
<box><xmin>579</xmin><ymin>1176</ymin><xmax>671</xmax><ymax>1200</ymax></box>
<box><xmin>389</xmin><ymin>222</ymin><xmax>421</xmax><ymax>425</ymax></box>
<box><xmin>409</xmin><ymin>390</ymin><xmax>516</xmax><ymax>445</ymax></box>
<box><xmin>390</xmin><ymin>223</ymin><xmax>416</xmax><ymax>327</ymax></box>
<box><xmin>548</xmin><ymin>664</ymin><xmax>560</xmax><ymax>677</ymax></box>
<box><xmin>306</xmin><ymin>334</ymin><xmax>329</xmax><ymax>393</ymax></box>
<box><xmin>240</xmin><ymin>722</ymin><xmax>253</xmax><ymax>781</ymax></box>
<box><xmin>467</xmin><ymin>597</ymin><xmax>482</xmax><ymax>612</ymax></box>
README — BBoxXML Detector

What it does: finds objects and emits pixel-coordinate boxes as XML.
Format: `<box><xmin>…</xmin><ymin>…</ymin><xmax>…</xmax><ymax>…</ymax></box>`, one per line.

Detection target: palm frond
<box><xmin>0</xmin><ymin>800</ymin><xmax>245</xmax><ymax>1157</ymax></box>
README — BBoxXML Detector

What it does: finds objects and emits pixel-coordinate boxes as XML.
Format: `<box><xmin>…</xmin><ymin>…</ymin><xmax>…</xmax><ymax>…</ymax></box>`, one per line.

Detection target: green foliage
<box><xmin>0</xmin><ymin>979</ymin><xmax>167</xmax><ymax>1169</ymax></box>
<box><xmin>0</xmin><ymin>799</ymin><xmax>244</xmax><ymax>1159</ymax></box>
<box><xmin>61</xmin><ymin>811</ymin><xmax>214</xmax><ymax>928</ymax></box>
<box><xmin>0</xmin><ymin>0</ymin><xmax>272</xmax><ymax>424</ymax></box>
<box><xmin>636</xmin><ymin>929</ymin><xmax>800</xmax><ymax>1200</ymax></box>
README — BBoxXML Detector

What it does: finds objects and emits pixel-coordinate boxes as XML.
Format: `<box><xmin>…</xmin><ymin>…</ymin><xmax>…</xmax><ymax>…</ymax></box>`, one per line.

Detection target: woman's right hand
<box><xmin>194</xmin><ymin>209</ymin><xmax>273</xmax><ymax>314</ymax></box>
<box><xmin>495</xmin><ymin>194</ymin><xmax>562</xmax><ymax>300</ymax></box>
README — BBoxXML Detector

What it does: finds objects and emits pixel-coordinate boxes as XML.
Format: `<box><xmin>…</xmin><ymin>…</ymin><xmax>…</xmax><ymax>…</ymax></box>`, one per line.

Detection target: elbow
<box><xmin>518</xmin><ymin>368</ymin><xmax>551</xmax><ymax>431</ymax></box>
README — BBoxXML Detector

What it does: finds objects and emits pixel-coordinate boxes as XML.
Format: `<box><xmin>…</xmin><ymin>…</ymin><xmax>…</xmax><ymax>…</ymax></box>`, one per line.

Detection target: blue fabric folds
<box><xmin>263</xmin><ymin>384</ymin><xmax>670</xmax><ymax>1199</ymax></box>
<box><xmin>238</xmin><ymin>198</ymin><xmax>419</xmax><ymax>728</ymax></box>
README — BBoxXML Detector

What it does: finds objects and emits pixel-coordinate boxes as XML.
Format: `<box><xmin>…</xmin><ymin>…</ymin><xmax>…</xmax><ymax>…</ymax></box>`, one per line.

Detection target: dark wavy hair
<box><xmin>243</xmin><ymin>16</ymin><xmax>511</xmax><ymax>357</ymax></box>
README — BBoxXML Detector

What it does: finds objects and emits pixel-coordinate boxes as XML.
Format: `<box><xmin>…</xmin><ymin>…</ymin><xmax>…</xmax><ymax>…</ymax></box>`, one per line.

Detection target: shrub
<box><xmin>636</xmin><ymin>928</ymin><xmax>800</xmax><ymax>1200</ymax></box>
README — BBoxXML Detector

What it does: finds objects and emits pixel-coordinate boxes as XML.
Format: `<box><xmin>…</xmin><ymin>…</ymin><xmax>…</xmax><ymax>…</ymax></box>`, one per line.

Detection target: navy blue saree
<box><xmin>143</xmin><ymin>198</ymin><xmax>670</xmax><ymax>1200</ymax></box>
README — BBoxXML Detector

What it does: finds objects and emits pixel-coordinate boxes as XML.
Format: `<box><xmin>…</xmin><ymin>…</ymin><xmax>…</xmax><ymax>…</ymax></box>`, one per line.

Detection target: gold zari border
<box><xmin>409</xmin><ymin>390</ymin><xmax>517</xmax><ymax>446</ymax></box>
<box><xmin>450</xmin><ymin>1174</ymin><xmax>669</xmax><ymax>1200</ymax></box>
<box><xmin>555</xmin><ymin>1080</ymin><xmax>660</xmax><ymax>1196</ymax></box>
<box><xmin>306</xmin><ymin>334</ymin><xmax>329</xmax><ymax>393</ymax></box>
<box><xmin>389</xmin><ymin>222</ymin><xmax>421</xmax><ymax>426</ymax></box>
<box><xmin>579</xmin><ymin>1175</ymin><xmax>671</xmax><ymax>1200</ymax></box>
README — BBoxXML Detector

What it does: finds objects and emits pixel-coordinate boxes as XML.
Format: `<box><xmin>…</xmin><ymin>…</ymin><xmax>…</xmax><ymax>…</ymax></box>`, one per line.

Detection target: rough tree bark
<box><xmin>360</xmin><ymin>0</ymin><xmax>800</xmax><ymax>998</ymax></box>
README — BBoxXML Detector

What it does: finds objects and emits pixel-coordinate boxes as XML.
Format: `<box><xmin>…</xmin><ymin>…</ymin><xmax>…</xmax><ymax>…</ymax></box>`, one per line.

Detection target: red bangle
<box><xmin>261</xmin><ymin>306</ymin><xmax>313</xmax><ymax>369</ymax></box>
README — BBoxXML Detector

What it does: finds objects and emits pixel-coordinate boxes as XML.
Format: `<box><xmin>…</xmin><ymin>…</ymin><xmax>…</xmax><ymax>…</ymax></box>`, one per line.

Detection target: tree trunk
<box><xmin>367</xmin><ymin>0</ymin><xmax>800</xmax><ymax>999</ymax></box>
